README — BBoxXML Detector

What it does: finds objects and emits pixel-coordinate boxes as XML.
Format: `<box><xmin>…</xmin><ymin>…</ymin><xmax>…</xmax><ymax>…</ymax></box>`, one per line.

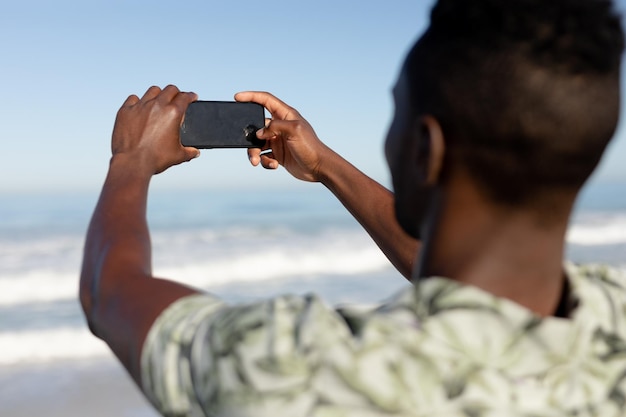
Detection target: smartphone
<box><xmin>180</xmin><ymin>101</ymin><xmax>266</xmax><ymax>148</ymax></box>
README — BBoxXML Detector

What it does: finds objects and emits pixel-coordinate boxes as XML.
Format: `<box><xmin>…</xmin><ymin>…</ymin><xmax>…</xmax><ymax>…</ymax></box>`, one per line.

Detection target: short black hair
<box><xmin>405</xmin><ymin>0</ymin><xmax>624</xmax><ymax>205</ymax></box>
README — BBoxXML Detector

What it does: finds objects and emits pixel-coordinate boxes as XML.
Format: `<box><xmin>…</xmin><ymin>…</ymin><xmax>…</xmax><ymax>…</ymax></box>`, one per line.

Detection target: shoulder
<box><xmin>567</xmin><ymin>263</ymin><xmax>626</xmax><ymax>299</ymax></box>
<box><xmin>569</xmin><ymin>262</ymin><xmax>626</xmax><ymax>283</ymax></box>
<box><xmin>141</xmin><ymin>292</ymin><xmax>362</xmax><ymax>369</ymax></box>
<box><xmin>567</xmin><ymin>262</ymin><xmax>626</xmax><ymax>333</ymax></box>
<box><xmin>139</xmin><ymin>291</ymin><xmax>392</xmax><ymax>416</ymax></box>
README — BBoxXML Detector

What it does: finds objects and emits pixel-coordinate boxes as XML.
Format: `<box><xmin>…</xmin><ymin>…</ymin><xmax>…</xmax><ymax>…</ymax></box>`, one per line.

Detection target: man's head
<box><xmin>386</xmin><ymin>0</ymin><xmax>624</xmax><ymax>237</ymax></box>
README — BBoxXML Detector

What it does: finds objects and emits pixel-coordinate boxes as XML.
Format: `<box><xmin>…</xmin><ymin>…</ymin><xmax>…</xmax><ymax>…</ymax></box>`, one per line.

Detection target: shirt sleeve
<box><xmin>140</xmin><ymin>293</ymin><xmax>356</xmax><ymax>417</ymax></box>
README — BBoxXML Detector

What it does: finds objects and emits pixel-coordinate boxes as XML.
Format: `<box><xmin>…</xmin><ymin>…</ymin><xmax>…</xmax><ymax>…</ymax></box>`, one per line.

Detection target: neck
<box><xmin>415</xmin><ymin>179</ymin><xmax>575</xmax><ymax>317</ymax></box>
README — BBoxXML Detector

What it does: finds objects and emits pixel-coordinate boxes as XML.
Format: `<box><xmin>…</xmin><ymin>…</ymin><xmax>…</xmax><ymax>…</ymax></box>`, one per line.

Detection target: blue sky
<box><xmin>0</xmin><ymin>0</ymin><xmax>625</xmax><ymax>194</ymax></box>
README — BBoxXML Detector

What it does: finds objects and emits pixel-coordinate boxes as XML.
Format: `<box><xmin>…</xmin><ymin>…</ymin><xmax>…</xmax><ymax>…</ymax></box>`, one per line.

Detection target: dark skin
<box><xmin>235</xmin><ymin>91</ymin><xmax>420</xmax><ymax>279</ymax></box>
<box><xmin>79</xmin><ymin>85</ymin><xmax>419</xmax><ymax>386</ymax></box>
<box><xmin>81</xmin><ymin>66</ymin><xmax>575</xmax><ymax>388</ymax></box>
<box><xmin>241</xmin><ymin>70</ymin><xmax>573</xmax><ymax>317</ymax></box>
<box><xmin>383</xmin><ymin>69</ymin><xmax>574</xmax><ymax>316</ymax></box>
<box><xmin>79</xmin><ymin>85</ymin><xmax>201</xmax><ymax>383</ymax></box>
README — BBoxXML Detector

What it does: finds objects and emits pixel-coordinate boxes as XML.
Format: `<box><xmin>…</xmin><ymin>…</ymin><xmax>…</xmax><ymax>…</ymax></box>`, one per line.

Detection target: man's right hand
<box><xmin>237</xmin><ymin>91</ymin><xmax>419</xmax><ymax>280</ymax></box>
<box><xmin>112</xmin><ymin>85</ymin><xmax>200</xmax><ymax>176</ymax></box>
<box><xmin>234</xmin><ymin>91</ymin><xmax>332</xmax><ymax>182</ymax></box>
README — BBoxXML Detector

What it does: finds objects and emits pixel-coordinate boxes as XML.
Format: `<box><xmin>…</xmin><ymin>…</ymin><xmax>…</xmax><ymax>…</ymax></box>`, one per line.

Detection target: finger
<box><xmin>248</xmin><ymin>148</ymin><xmax>261</xmax><ymax>166</ymax></box>
<box><xmin>122</xmin><ymin>94</ymin><xmax>140</xmax><ymax>107</ymax></box>
<box><xmin>170</xmin><ymin>91</ymin><xmax>198</xmax><ymax>123</ymax></box>
<box><xmin>259</xmin><ymin>151</ymin><xmax>279</xmax><ymax>169</ymax></box>
<box><xmin>141</xmin><ymin>85</ymin><xmax>162</xmax><ymax>101</ymax></box>
<box><xmin>182</xmin><ymin>146</ymin><xmax>201</xmax><ymax>161</ymax></box>
<box><xmin>265</xmin><ymin>118</ymin><xmax>272</xmax><ymax>127</ymax></box>
<box><xmin>158</xmin><ymin>84</ymin><xmax>182</xmax><ymax>103</ymax></box>
<box><xmin>177</xmin><ymin>92</ymin><xmax>198</xmax><ymax>127</ymax></box>
<box><xmin>256</xmin><ymin>119</ymin><xmax>295</xmax><ymax>140</ymax></box>
<box><xmin>171</xmin><ymin>90</ymin><xmax>198</xmax><ymax>109</ymax></box>
<box><xmin>234</xmin><ymin>91</ymin><xmax>301</xmax><ymax>120</ymax></box>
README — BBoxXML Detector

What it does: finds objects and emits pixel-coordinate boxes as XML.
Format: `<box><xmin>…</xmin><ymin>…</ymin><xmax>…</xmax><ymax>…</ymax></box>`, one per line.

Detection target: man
<box><xmin>80</xmin><ymin>0</ymin><xmax>626</xmax><ymax>415</ymax></box>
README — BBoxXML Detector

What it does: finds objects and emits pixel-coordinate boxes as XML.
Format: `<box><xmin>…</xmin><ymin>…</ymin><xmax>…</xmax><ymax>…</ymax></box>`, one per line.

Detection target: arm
<box><xmin>235</xmin><ymin>91</ymin><xmax>420</xmax><ymax>279</ymax></box>
<box><xmin>79</xmin><ymin>85</ymin><xmax>201</xmax><ymax>383</ymax></box>
<box><xmin>316</xmin><ymin>151</ymin><xmax>420</xmax><ymax>280</ymax></box>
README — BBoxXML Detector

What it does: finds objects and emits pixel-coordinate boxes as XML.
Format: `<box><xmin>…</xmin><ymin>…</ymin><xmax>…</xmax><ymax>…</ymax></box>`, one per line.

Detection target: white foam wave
<box><xmin>0</xmin><ymin>233</ymin><xmax>82</xmax><ymax>273</ymax></box>
<box><xmin>0</xmin><ymin>327</ymin><xmax>110</xmax><ymax>365</ymax></box>
<box><xmin>0</xmin><ymin>270</ymin><xmax>80</xmax><ymax>307</ymax></box>
<box><xmin>567</xmin><ymin>213</ymin><xmax>626</xmax><ymax>245</ymax></box>
<box><xmin>155</xmin><ymin>242</ymin><xmax>389</xmax><ymax>289</ymax></box>
<box><xmin>3</xmin><ymin>212</ymin><xmax>624</xmax><ymax>308</ymax></box>
<box><xmin>0</xmin><ymin>230</ymin><xmax>388</xmax><ymax>307</ymax></box>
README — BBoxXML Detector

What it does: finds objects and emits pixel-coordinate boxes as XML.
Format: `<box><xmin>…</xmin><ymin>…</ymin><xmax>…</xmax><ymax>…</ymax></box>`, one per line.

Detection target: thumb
<box><xmin>182</xmin><ymin>146</ymin><xmax>201</xmax><ymax>162</ymax></box>
<box><xmin>257</xmin><ymin>119</ymin><xmax>293</xmax><ymax>139</ymax></box>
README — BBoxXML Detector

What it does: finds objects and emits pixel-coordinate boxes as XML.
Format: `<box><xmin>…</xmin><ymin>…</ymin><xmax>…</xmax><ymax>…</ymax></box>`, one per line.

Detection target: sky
<box><xmin>0</xmin><ymin>0</ymin><xmax>625</xmax><ymax>194</ymax></box>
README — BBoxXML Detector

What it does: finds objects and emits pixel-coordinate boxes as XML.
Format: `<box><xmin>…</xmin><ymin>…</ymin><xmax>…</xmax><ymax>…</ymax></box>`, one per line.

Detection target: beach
<box><xmin>0</xmin><ymin>357</ymin><xmax>158</xmax><ymax>417</ymax></box>
<box><xmin>0</xmin><ymin>184</ymin><xmax>624</xmax><ymax>416</ymax></box>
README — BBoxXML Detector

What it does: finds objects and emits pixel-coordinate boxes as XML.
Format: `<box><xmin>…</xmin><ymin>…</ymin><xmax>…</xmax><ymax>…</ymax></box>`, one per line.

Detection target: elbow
<box><xmin>78</xmin><ymin>244</ymin><xmax>115</xmax><ymax>337</ymax></box>
<box><xmin>79</xmin><ymin>259</ymin><xmax>102</xmax><ymax>337</ymax></box>
<box><xmin>79</xmin><ymin>246</ymin><xmax>152</xmax><ymax>338</ymax></box>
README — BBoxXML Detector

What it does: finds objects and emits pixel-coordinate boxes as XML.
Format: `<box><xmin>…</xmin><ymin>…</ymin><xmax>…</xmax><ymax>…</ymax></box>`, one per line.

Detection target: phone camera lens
<box><xmin>244</xmin><ymin>124</ymin><xmax>265</xmax><ymax>147</ymax></box>
<box><xmin>244</xmin><ymin>125</ymin><xmax>257</xmax><ymax>138</ymax></box>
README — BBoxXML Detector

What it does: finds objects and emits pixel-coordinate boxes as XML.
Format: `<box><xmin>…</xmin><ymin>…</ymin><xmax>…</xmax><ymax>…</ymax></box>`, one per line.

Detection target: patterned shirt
<box><xmin>141</xmin><ymin>263</ymin><xmax>626</xmax><ymax>417</ymax></box>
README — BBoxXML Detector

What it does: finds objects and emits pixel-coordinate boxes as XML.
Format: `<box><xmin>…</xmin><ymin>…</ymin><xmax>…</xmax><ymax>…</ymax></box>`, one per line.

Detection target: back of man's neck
<box><xmin>415</xmin><ymin>186</ymin><xmax>573</xmax><ymax>317</ymax></box>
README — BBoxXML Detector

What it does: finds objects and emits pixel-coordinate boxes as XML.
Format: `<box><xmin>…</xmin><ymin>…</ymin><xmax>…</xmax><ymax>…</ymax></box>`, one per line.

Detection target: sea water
<box><xmin>0</xmin><ymin>183</ymin><xmax>624</xmax><ymax>367</ymax></box>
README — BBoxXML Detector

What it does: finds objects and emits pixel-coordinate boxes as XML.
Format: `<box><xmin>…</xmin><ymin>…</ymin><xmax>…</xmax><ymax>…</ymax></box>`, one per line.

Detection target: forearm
<box><xmin>318</xmin><ymin>151</ymin><xmax>420</xmax><ymax>280</ymax></box>
<box><xmin>79</xmin><ymin>155</ymin><xmax>196</xmax><ymax>380</ymax></box>
<box><xmin>80</xmin><ymin>155</ymin><xmax>152</xmax><ymax>321</ymax></box>
<box><xmin>79</xmin><ymin>86</ymin><xmax>203</xmax><ymax>384</ymax></box>
<box><xmin>235</xmin><ymin>91</ymin><xmax>419</xmax><ymax>278</ymax></box>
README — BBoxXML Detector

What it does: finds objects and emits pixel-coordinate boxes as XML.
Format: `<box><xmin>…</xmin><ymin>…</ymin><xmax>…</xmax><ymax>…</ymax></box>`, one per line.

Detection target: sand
<box><xmin>0</xmin><ymin>355</ymin><xmax>159</xmax><ymax>417</ymax></box>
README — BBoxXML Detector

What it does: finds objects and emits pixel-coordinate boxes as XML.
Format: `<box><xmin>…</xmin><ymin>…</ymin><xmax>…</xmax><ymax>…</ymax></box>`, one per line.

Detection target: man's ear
<box><xmin>414</xmin><ymin>115</ymin><xmax>445</xmax><ymax>185</ymax></box>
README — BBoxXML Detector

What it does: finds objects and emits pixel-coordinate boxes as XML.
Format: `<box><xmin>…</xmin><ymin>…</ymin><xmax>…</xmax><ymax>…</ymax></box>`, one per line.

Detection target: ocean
<box><xmin>0</xmin><ymin>183</ymin><xmax>624</xmax><ymax>416</ymax></box>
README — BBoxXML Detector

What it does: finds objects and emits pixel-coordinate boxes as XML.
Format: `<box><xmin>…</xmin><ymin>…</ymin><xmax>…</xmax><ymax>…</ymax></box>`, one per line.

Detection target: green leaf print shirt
<box><xmin>141</xmin><ymin>263</ymin><xmax>626</xmax><ymax>417</ymax></box>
